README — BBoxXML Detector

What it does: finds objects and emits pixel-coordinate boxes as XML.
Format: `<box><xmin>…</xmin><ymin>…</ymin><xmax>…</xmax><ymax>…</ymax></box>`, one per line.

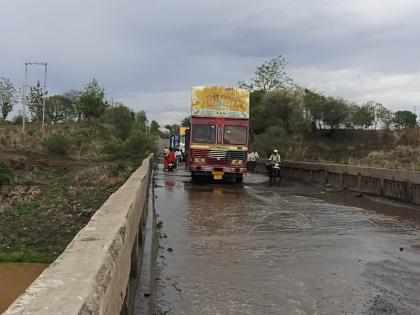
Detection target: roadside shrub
<box><xmin>42</xmin><ymin>133</ymin><xmax>71</xmax><ymax>155</ymax></box>
<box><xmin>103</xmin><ymin>130</ymin><xmax>156</xmax><ymax>161</ymax></box>
<box><xmin>0</xmin><ymin>162</ymin><xmax>12</xmax><ymax>184</ymax></box>
<box><xmin>12</xmin><ymin>115</ymin><xmax>23</xmax><ymax>125</ymax></box>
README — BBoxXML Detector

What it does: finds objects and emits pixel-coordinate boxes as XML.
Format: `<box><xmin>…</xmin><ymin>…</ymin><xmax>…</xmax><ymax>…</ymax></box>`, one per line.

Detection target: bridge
<box><xmin>5</xmin><ymin>156</ymin><xmax>420</xmax><ymax>314</ymax></box>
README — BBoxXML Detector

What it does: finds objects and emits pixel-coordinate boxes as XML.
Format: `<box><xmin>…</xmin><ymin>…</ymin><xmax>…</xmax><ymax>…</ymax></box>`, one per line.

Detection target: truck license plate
<box><xmin>212</xmin><ymin>171</ymin><xmax>224</xmax><ymax>180</ymax></box>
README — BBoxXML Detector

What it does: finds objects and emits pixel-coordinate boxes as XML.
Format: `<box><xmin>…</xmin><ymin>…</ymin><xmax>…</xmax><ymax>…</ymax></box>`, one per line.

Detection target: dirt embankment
<box><xmin>283</xmin><ymin>129</ymin><xmax>420</xmax><ymax>171</ymax></box>
<box><xmin>0</xmin><ymin>124</ymin><xmax>136</xmax><ymax>263</ymax></box>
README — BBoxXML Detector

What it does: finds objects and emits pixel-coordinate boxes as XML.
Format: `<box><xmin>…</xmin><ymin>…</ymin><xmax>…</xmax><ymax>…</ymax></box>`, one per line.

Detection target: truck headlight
<box><xmin>194</xmin><ymin>158</ymin><xmax>200</xmax><ymax>163</ymax></box>
<box><xmin>231</xmin><ymin>160</ymin><xmax>237</xmax><ymax>165</ymax></box>
<box><xmin>200</xmin><ymin>158</ymin><xmax>206</xmax><ymax>163</ymax></box>
<box><xmin>237</xmin><ymin>160</ymin><xmax>243</xmax><ymax>165</ymax></box>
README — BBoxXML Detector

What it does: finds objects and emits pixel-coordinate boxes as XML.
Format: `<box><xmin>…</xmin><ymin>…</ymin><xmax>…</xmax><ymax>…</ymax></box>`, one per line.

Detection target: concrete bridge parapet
<box><xmin>5</xmin><ymin>155</ymin><xmax>154</xmax><ymax>315</ymax></box>
<box><xmin>257</xmin><ymin>159</ymin><xmax>420</xmax><ymax>205</ymax></box>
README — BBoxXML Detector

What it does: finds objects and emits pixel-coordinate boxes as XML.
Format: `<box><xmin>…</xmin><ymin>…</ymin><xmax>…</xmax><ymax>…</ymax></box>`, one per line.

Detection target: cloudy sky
<box><xmin>1</xmin><ymin>0</ymin><xmax>420</xmax><ymax>124</ymax></box>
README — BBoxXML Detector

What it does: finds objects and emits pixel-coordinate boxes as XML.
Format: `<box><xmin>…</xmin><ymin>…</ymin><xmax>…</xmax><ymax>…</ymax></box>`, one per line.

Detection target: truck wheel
<box><xmin>236</xmin><ymin>175</ymin><xmax>243</xmax><ymax>183</ymax></box>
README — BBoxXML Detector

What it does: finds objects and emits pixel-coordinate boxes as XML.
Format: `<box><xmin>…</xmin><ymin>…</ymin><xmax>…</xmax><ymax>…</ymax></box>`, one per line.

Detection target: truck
<box><xmin>188</xmin><ymin>86</ymin><xmax>249</xmax><ymax>182</ymax></box>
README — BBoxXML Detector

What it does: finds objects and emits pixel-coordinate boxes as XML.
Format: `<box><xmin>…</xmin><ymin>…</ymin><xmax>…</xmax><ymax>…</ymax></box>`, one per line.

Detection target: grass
<box><xmin>0</xmin><ymin>163</ymin><xmax>132</xmax><ymax>263</ymax></box>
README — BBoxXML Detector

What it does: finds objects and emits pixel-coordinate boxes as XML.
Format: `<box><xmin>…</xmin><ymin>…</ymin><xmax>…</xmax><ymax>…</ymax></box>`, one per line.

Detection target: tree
<box><xmin>238</xmin><ymin>55</ymin><xmax>293</xmax><ymax>92</ymax></box>
<box><xmin>104</xmin><ymin>104</ymin><xmax>134</xmax><ymax>140</ymax></box>
<box><xmin>0</xmin><ymin>77</ymin><xmax>17</xmax><ymax>120</ymax></box>
<box><xmin>76</xmin><ymin>79</ymin><xmax>107</xmax><ymax>119</ymax></box>
<box><xmin>303</xmin><ymin>89</ymin><xmax>326</xmax><ymax>131</ymax></box>
<box><xmin>261</xmin><ymin>89</ymin><xmax>303</xmax><ymax>134</ymax></box>
<box><xmin>351</xmin><ymin>103</ymin><xmax>375</xmax><ymax>129</ymax></box>
<box><xmin>393</xmin><ymin>110</ymin><xmax>417</xmax><ymax>129</ymax></box>
<box><xmin>376</xmin><ymin>105</ymin><xmax>394</xmax><ymax>130</ymax></box>
<box><xmin>165</xmin><ymin>124</ymin><xmax>179</xmax><ymax>134</ymax></box>
<box><xmin>28</xmin><ymin>81</ymin><xmax>47</xmax><ymax>122</ymax></box>
<box><xmin>321</xmin><ymin>97</ymin><xmax>350</xmax><ymax>130</ymax></box>
<box><xmin>180</xmin><ymin>116</ymin><xmax>191</xmax><ymax>127</ymax></box>
<box><xmin>45</xmin><ymin>95</ymin><xmax>76</xmax><ymax>123</ymax></box>
<box><xmin>150</xmin><ymin>120</ymin><xmax>160</xmax><ymax>134</ymax></box>
<box><xmin>249</xmin><ymin>90</ymin><xmax>268</xmax><ymax>135</ymax></box>
<box><xmin>134</xmin><ymin>110</ymin><xmax>148</xmax><ymax>132</ymax></box>
<box><xmin>63</xmin><ymin>90</ymin><xmax>81</xmax><ymax>105</ymax></box>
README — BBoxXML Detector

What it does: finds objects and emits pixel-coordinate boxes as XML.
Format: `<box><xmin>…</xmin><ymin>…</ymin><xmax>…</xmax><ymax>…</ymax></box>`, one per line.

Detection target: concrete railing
<box><xmin>256</xmin><ymin>159</ymin><xmax>420</xmax><ymax>205</ymax></box>
<box><xmin>6</xmin><ymin>155</ymin><xmax>154</xmax><ymax>315</ymax></box>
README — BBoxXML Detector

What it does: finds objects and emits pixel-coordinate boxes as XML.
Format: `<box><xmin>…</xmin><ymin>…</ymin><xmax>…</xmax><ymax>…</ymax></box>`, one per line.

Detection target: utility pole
<box><xmin>23</xmin><ymin>62</ymin><xmax>48</xmax><ymax>132</ymax></box>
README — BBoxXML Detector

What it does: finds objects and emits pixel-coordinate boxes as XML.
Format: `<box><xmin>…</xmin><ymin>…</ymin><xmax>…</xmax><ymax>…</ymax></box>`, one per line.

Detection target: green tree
<box><xmin>393</xmin><ymin>110</ymin><xmax>417</xmax><ymax>129</ymax></box>
<box><xmin>376</xmin><ymin>105</ymin><xmax>394</xmax><ymax>129</ymax></box>
<box><xmin>150</xmin><ymin>120</ymin><xmax>160</xmax><ymax>134</ymax></box>
<box><xmin>351</xmin><ymin>103</ymin><xmax>375</xmax><ymax>129</ymax></box>
<box><xmin>45</xmin><ymin>95</ymin><xmax>76</xmax><ymax>123</ymax></box>
<box><xmin>63</xmin><ymin>90</ymin><xmax>81</xmax><ymax>107</ymax></box>
<box><xmin>28</xmin><ymin>81</ymin><xmax>47</xmax><ymax>122</ymax></box>
<box><xmin>261</xmin><ymin>89</ymin><xmax>303</xmax><ymax>134</ymax></box>
<box><xmin>0</xmin><ymin>77</ymin><xmax>17</xmax><ymax>120</ymax></box>
<box><xmin>135</xmin><ymin>110</ymin><xmax>148</xmax><ymax>132</ymax></box>
<box><xmin>76</xmin><ymin>79</ymin><xmax>107</xmax><ymax>119</ymax></box>
<box><xmin>238</xmin><ymin>55</ymin><xmax>293</xmax><ymax>92</ymax></box>
<box><xmin>321</xmin><ymin>97</ymin><xmax>350</xmax><ymax>130</ymax></box>
<box><xmin>249</xmin><ymin>90</ymin><xmax>268</xmax><ymax>135</ymax></box>
<box><xmin>181</xmin><ymin>116</ymin><xmax>191</xmax><ymax>127</ymax></box>
<box><xmin>303</xmin><ymin>89</ymin><xmax>326</xmax><ymax>131</ymax></box>
<box><xmin>164</xmin><ymin>124</ymin><xmax>179</xmax><ymax>134</ymax></box>
<box><xmin>104</xmin><ymin>104</ymin><xmax>134</xmax><ymax>140</ymax></box>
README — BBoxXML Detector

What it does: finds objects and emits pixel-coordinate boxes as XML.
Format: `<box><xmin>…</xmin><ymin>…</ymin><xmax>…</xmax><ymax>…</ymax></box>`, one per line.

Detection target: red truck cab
<box><xmin>189</xmin><ymin>117</ymin><xmax>248</xmax><ymax>182</ymax></box>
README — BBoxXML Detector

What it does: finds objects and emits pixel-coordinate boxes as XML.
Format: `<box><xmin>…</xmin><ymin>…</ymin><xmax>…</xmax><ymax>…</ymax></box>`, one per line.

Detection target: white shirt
<box><xmin>269</xmin><ymin>153</ymin><xmax>281</xmax><ymax>163</ymax></box>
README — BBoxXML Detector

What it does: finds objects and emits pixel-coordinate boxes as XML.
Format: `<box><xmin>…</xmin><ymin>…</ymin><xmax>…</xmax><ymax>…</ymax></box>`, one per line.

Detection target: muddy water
<box><xmin>0</xmin><ymin>263</ymin><xmax>46</xmax><ymax>313</ymax></box>
<box><xmin>152</xmin><ymin>165</ymin><xmax>420</xmax><ymax>314</ymax></box>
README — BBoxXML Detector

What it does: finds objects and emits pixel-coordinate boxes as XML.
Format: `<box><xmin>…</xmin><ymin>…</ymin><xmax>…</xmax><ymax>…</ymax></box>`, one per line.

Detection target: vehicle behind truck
<box><xmin>189</xmin><ymin>86</ymin><xmax>249</xmax><ymax>182</ymax></box>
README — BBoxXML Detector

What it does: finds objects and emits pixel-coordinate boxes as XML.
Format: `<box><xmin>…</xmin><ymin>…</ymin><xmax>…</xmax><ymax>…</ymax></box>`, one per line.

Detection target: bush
<box><xmin>42</xmin><ymin>133</ymin><xmax>71</xmax><ymax>155</ymax></box>
<box><xmin>103</xmin><ymin>130</ymin><xmax>156</xmax><ymax>161</ymax></box>
<box><xmin>0</xmin><ymin>163</ymin><xmax>12</xmax><ymax>184</ymax></box>
<box><xmin>12</xmin><ymin>115</ymin><xmax>23</xmax><ymax>125</ymax></box>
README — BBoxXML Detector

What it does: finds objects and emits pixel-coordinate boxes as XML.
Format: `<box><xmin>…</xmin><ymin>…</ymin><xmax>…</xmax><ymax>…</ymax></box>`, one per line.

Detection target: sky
<box><xmin>1</xmin><ymin>0</ymin><xmax>420</xmax><ymax>125</ymax></box>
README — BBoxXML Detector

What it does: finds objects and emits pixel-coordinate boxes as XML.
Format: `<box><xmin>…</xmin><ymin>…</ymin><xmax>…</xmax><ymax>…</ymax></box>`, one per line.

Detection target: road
<box><xmin>152</xmin><ymin>164</ymin><xmax>420</xmax><ymax>315</ymax></box>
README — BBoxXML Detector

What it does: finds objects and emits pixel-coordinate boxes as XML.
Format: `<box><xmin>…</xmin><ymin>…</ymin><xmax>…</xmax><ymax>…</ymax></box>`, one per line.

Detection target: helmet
<box><xmin>273</xmin><ymin>149</ymin><xmax>278</xmax><ymax>153</ymax></box>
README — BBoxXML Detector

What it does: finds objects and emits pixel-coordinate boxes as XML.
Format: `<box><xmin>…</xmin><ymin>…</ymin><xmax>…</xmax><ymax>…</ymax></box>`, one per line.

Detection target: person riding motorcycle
<box><xmin>269</xmin><ymin>149</ymin><xmax>281</xmax><ymax>164</ymax></box>
<box><xmin>267</xmin><ymin>149</ymin><xmax>282</xmax><ymax>178</ymax></box>
<box><xmin>164</xmin><ymin>147</ymin><xmax>176</xmax><ymax>171</ymax></box>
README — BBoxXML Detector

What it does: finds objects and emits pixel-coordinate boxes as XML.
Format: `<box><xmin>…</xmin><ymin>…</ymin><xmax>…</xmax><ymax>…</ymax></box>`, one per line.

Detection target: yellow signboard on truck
<box><xmin>192</xmin><ymin>86</ymin><xmax>249</xmax><ymax>119</ymax></box>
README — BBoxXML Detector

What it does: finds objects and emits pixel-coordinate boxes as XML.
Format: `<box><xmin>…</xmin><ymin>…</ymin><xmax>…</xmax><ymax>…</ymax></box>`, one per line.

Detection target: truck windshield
<box><xmin>224</xmin><ymin>126</ymin><xmax>247</xmax><ymax>145</ymax></box>
<box><xmin>191</xmin><ymin>124</ymin><xmax>216</xmax><ymax>143</ymax></box>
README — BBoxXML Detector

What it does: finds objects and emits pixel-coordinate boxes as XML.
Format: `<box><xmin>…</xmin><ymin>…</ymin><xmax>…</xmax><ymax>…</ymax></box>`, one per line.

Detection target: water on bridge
<box><xmin>152</xmin><ymin>164</ymin><xmax>420</xmax><ymax>314</ymax></box>
<box><xmin>0</xmin><ymin>263</ymin><xmax>46</xmax><ymax>313</ymax></box>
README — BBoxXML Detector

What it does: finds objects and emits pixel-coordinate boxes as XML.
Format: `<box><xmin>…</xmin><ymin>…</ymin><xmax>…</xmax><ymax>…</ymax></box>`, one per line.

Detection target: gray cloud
<box><xmin>2</xmin><ymin>0</ymin><xmax>420</xmax><ymax>123</ymax></box>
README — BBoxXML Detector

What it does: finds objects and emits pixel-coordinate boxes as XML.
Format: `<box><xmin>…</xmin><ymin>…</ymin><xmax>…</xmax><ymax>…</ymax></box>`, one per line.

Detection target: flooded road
<box><xmin>153</xmin><ymin>165</ymin><xmax>420</xmax><ymax>314</ymax></box>
<box><xmin>0</xmin><ymin>263</ymin><xmax>46</xmax><ymax>313</ymax></box>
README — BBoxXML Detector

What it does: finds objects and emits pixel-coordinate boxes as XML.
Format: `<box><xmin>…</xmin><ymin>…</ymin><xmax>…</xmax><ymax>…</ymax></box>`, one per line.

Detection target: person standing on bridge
<box><xmin>249</xmin><ymin>150</ymin><xmax>259</xmax><ymax>170</ymax></box>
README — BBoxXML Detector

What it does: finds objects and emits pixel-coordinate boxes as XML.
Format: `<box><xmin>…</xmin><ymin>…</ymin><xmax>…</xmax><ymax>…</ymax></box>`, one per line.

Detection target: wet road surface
<box><xmin>153</xmin><ymin>165</ymin><xmax>420</xmax><ymax>314</ymax></box>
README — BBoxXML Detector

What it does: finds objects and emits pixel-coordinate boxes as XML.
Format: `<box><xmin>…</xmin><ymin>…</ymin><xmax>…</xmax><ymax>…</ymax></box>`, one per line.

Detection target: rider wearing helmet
<box><xmin>269</xmin><ymin>149</ymin><xmax>281</xmax><ymax>164</ymax></box>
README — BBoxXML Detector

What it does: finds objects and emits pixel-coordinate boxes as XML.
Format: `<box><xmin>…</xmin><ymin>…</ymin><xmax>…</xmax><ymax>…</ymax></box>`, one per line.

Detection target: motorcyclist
<box><xmin>269</xmin><ymin>149</ymin><xmax>281</xmax><ymax>164</ymax></box>
<box><xmin>267</xmin><ymin>149</ymin><xmax>281</xmax><ymax>179</ymax></box>
<box><xmin>164</xmin><ymin>147</ymin><xmax>176</xmax><ymax>171</ymax></box>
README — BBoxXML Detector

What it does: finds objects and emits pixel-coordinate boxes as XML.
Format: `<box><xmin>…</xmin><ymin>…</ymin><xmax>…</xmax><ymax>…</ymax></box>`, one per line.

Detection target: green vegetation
<box><xmin>0</xmin><ymin>78</ymin><xmax>157</xmax><ymax>263</ymax></box>
<box><xmin>236</xmin><ymin>56</ymin><xmax>420</xmax><ymax>170</ymax></box>
<box><xmin>0</xmin><ymin>166</ymin><xmax>131</xmax><ymax>263</ymax></box>
<box><xmin>0</xmin><ymin>77</ymin><xmax>17</xmax><ymax>120</ymax></box>
<box><xmin>0</xmin><ymin>162</ymin><xmax>12</xmax><ymax>185</ymax></box>
<box><xmin>42</xmin><ymin>133</ymin><xmax>71</xmax><ymax>155</ymax></box>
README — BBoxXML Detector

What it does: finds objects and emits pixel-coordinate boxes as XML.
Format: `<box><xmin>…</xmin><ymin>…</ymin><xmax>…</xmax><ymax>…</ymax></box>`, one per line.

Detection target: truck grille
<box><xmin>191</xmin><ymin>149</ymin><xmax>246</xmax><ymax>165</ymax></box>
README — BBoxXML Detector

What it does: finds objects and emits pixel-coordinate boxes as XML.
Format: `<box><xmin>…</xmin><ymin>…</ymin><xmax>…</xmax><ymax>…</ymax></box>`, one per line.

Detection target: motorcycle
<box><xmin>266</xmin><ymin>162</ymin><xmax>281</xmax><ymax>180</ymax></box>
<box><xmin>167</xmin><ymin>162</ymin><xmax>176</xmax><ymax>172</ymax></box>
